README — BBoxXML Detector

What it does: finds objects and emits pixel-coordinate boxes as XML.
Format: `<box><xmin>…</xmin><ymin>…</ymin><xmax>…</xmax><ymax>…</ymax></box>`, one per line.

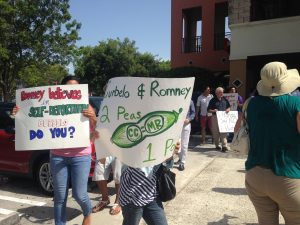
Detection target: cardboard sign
<box><xmin>224</xmin><ymin>93</ymin><xmax>238</xmax><ymax>111</ymax></box>
<box><xmin>94</xmin><ymin>77</ymin><xmax>195</xmax><ymax>168</ymax></box>
<box><xmin>216</xmin><ymin>111</ymin><xmax>238</xmax><ymax>133</ymax></box>
<box><xmin>15</xmin><ymin>84</ymin><xmax>90</xmax><ymax>150</ymax></box>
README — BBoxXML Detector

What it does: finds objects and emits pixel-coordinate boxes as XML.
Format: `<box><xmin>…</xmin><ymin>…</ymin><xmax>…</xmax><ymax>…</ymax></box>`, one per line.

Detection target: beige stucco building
<box><xmin>228</xmin><ymin>0</ymin><xmax>300</xmax><ymax>97</ymax></box>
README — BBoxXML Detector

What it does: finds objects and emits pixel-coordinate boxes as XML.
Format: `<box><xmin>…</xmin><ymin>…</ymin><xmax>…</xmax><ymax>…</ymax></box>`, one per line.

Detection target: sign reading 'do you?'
<box><xmin>216</xmin><ymin>111</ymin><xmax>239</xmax><ymax>133</ymax></box>
<box><xmin>94</xmin><ymin>77</ymin><xmax>195</xmax><ymax>168</ymax></box>
<box><xmin>15</xmin><ymin>84</ymin><xmax>90</xmax><ymax>150</ymax></box>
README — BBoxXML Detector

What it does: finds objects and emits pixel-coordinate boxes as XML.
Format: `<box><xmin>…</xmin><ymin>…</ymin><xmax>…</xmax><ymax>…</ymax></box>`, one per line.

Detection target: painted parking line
<box><xmin>0</xmin><ymin>195</ymin><xmax>46</xmax><ymax>206</ymax></box>
<box><xmin>0</xmin><ymin>208</ymin><xmax>24</xmax><ymax>217</ymax></box>
<box><xmin>0</xmin><ymin>208</ymin><xmax>15</xmax><ymax>215</ymax></box>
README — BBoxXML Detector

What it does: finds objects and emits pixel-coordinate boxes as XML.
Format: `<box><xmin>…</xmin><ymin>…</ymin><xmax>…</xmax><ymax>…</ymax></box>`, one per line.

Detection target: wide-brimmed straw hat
<box><xmin>256</xmin><ymin>62</ymin><xmax>300</xmax><ymax>96</ymax></box>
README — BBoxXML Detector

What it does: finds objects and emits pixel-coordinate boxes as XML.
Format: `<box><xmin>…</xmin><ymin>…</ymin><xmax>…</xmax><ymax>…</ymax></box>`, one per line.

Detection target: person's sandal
<box><xmin>92</xmin><ymin>199</ymin><xmax>110</xmax><ymax>213</ymax></box>
<box><xmin>109</xmin><ymin>203</ymin><xmax>121</xmax><ymax>215</ymax></box>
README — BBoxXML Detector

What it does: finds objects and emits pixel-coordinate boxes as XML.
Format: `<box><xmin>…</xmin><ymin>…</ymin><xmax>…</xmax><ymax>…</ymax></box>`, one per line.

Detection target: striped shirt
<box><xmin>119</xmin><ymin>166</ymin><xmax>158</xmax><ymax>207</ymax></box>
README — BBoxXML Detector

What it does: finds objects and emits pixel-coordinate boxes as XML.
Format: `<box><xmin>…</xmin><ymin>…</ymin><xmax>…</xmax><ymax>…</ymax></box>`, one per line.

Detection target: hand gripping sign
<box><xmin>94</xmin><ymin>77</ymin><xmax>195</xmax><ymax>168</ymax></box>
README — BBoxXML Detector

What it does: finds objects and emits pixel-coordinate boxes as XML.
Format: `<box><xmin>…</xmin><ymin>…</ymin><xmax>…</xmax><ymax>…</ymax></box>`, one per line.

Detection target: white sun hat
<box><xmin>256</xmin><ymin>62</ymin><xmax>300</xmax><ymax>97</ymax></box>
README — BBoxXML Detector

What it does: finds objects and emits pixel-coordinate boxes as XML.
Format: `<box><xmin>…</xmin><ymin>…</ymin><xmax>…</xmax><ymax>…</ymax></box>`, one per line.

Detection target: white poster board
<box><xmin>15</xmin><ymin>84</ymin><xmax>90</xmax><ymax>150</ymax></box>
<box><xmin>224</xmin><ymin>93</ymin><xmax>238</xmax><ymax>111</ymax></box>
<box><xmin>94</xmin><ymin>77</ymin><xmax>195</xmax><ymax>168</ymax></box>
<box><xmin>216</xmin><ymin>111</ymin><xmax>238</xmax><ymax>133</ymax></box>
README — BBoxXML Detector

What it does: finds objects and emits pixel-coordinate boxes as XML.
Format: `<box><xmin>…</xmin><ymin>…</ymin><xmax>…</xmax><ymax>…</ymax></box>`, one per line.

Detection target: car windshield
<box><xmin>0</xmin><ymin>104</ymin><xmax>15</xmax><ymax>129</ymax></box>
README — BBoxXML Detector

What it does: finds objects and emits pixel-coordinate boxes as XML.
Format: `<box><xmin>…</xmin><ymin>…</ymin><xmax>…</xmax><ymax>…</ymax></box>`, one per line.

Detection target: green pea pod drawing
<box><xmin>111</xmin><ymin>108</ymin><xmax>183</xmax><ymax>148</ymax></box>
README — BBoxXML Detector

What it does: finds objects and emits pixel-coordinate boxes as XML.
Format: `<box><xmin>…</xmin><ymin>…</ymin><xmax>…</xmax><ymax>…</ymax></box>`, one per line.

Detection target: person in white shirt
<box><xmin>195</xmin><ymin>86</ymin><xmax>213</xmax><ymax>144</ymax></box>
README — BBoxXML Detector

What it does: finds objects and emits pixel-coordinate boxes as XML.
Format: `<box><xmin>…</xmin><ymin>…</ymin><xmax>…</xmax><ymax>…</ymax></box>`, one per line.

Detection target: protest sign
<box><xmin>216</xmin><ymin>111</ymin><xmax>238</xmax><ymax>133</ymax></box>
<box><xmin>224</xmin><ymin>93</ymin><xmax>238</xmax><ymax>110</ymax></box>
<box><xmin>15</xmin><ymin>84</ymin><xmax>90</xmax><ymax>150</ymax></box>
<box><xmin>94</xmin><ymin>77</ymin><xmax>195</xmax><ymax>168</ymax></box>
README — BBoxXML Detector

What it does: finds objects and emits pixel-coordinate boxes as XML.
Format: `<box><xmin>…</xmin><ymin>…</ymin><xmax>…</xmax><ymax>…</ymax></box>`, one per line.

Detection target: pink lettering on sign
<box><xmin>48</xmin><ymin>87</ymin><xmax>82</xmax><ymax>100</ymax></box>
<box><xmin>21</xmin><ymin>90</ymin><xmax>45</xmax><ymax>102</ymax></box>
<box><xmin>38</xmin><ymin>119</ymin><xmax>68</xmax><ymax>128</ymax></box>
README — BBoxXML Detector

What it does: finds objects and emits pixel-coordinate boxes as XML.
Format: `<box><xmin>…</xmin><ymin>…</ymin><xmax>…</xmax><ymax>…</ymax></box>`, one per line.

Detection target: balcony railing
<box><xmin>214</xmin><ymin>32</ymin><xmax>231</xmax><ymax>51</ymax></box>
<box><xmin>182</xmin><ymin>36</ymin><xmax>202</xmax><ymax>53</ymax></box>
<box><xmin>181</xmin><ymin>32</ymin><xmax>231</xmax><ymax>53</ymax></box>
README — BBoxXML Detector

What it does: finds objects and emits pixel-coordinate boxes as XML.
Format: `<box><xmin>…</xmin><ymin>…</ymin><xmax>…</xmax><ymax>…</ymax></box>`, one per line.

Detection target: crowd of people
<box><xmin>12</xmin><ymin>61</ymin><xmax>300</xmax><ymax>225</ymax></box>
<box><xmin>12</xmin><ymin>75</ymin><xmax>181</xmax><ymax>225</ymax></box>
<box><xmin>194</xmin><ymin>85</ymin><xmax>243</xmax><ymax>151</ymax></box>
<box><xmin>194</xmin><ymin>62</ymin><xmax>300</xmax><ymax>225</ymax></box>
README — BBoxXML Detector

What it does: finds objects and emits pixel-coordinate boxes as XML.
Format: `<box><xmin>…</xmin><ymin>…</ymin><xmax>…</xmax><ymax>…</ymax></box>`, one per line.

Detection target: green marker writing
<box><xmin>111</xmin><ymin>108</ymin><xmax>183</xmax><ymax>148</ymax></box>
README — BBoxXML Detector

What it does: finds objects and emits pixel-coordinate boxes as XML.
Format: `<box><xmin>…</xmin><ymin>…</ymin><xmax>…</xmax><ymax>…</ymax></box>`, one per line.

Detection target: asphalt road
<box><xmin>0</xmin><ymin>176</ymin><xmax>105</xmax><ymax>225</ymax></box>
<box><xmin>0</xmin><ymin>135</ymin><xmax>267</xmax><ymax>225</ymax></box>
<box><xmin>0</xmin><ymin>135</ymin><xmax>222</xmax><ymax>225</ymax></box>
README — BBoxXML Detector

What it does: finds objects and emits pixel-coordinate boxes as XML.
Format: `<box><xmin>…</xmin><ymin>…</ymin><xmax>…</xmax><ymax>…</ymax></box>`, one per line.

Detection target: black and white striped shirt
<box><xmin>119</xmin><ymin>166</ymin><xmax>158</xmax><ymax>207</ymax></box>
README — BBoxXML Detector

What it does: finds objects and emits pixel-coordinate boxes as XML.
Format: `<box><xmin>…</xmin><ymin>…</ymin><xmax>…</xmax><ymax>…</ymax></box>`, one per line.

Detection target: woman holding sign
<box><xmin>12</xmin><ymin>76</ymin><xmax>96</xmax><ymax>225</ymax></box>
<box><xmin>119</xmin><ymin>142</ymin><xmax>180</xmax><ymax>225</ymax></box>
<box><xmin>50</xmin><ymin>76</ymin><xmax>96</xmax><ymax>225</ymax></box>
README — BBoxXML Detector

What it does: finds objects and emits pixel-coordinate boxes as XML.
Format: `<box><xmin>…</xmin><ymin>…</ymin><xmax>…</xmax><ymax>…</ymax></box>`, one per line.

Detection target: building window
<box><xmin>214</xmin><ymin>2</ymin><xmax>230</xmax><ymax>51</ymax></box>
<box><xmin>251</xmin><ymin>0</ymin><xmax>300</xmax><ymax>21</ymax></box>
<box><xmin>182</xmin><ymin>7</ymin><xmax>202</xmax><ymax>53</ymax></box>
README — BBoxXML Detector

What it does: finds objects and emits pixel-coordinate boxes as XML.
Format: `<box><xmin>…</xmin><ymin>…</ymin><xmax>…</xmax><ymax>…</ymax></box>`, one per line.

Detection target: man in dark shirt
<box><xmin>207</xmin><ymin>87</ymin><xmax>231</xmax><ymax>152</ymax></box>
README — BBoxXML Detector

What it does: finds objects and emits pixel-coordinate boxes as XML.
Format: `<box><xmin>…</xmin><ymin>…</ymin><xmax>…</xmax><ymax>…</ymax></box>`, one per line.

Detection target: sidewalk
<box><xmin>69</xmin><ymin>136</ymin><xmax>276</xmax><ymax>225</ymax></box>
<box><xmin>0</xmin><ymin>212</ymin><xmax>19</xmax><ymax>225</ymax></box>
<box><xmin>0</xmin><ymin>176</ymin><xmax>20</xmax><ymax>225</ymax></box>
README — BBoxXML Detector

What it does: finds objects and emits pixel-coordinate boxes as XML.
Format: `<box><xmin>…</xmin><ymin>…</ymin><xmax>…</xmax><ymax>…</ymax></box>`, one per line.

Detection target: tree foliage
<box><xmin>75</xmin><ymin>38</ymin><xmax>170</xmax><ymax>95</ymax></box>
<box><xmin>0</xmin><ymin>0</ymin><xmax>80</xmax><ymax>101</ymax></box>
<box><xmin>19</xmin><ymin>64</ymin><xmax>68</xmax><ymax>87</ymax></box>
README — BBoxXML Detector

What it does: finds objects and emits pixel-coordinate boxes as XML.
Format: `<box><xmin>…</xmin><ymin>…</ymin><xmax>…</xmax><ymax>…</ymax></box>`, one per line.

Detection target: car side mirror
<box><xmin>5</xmin><ymin>126</ymin><xmax>15</xmax><ymax>134</ymax></box>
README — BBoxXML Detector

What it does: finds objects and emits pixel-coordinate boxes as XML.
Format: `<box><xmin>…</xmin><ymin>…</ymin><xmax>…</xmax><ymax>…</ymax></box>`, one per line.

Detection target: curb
<box><xmin>0</xmin><ymin>212</ymin><xmax>20</xmax><ymax>225</ymax></box>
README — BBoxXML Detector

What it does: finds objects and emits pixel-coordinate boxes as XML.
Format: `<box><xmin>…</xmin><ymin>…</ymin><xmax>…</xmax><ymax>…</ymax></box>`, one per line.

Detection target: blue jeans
<box><xmin>50</xmin><ymin>154</ymin><xmax>92</xmax><ymax>225</ymax></box>
<box><xmin>121</xmin><ymin>199</ymin><xmax>168</xmax><ymax>225</ymax></box>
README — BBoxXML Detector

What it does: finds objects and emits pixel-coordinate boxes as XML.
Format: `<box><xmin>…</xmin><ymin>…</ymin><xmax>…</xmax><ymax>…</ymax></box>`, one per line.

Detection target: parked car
<box><xmin>0</xmin><ymin>97</ymin><xmax>103</xmax><ymax>195</ymax></box>
<box><xmin>88</xmin><ymin>96</ymin><xmax>103</xmax><ymax>116</ymax></box>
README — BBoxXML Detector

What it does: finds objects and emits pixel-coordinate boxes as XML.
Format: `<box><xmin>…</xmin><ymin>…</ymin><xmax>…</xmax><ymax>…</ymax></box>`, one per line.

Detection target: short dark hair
<box><xmin>202</xmin><ymin>86</ymin><xmax>210</xmax><ymax>92</ymax></box>
<box><xmin>61</xmin><ymin>75</ymin><xmax>80</xmax><ymax>85</ymax></box>
<box><xmin>227</xmin><ymin>86</ymin><xmax>235</xmax><ymax>92</ymax></box>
